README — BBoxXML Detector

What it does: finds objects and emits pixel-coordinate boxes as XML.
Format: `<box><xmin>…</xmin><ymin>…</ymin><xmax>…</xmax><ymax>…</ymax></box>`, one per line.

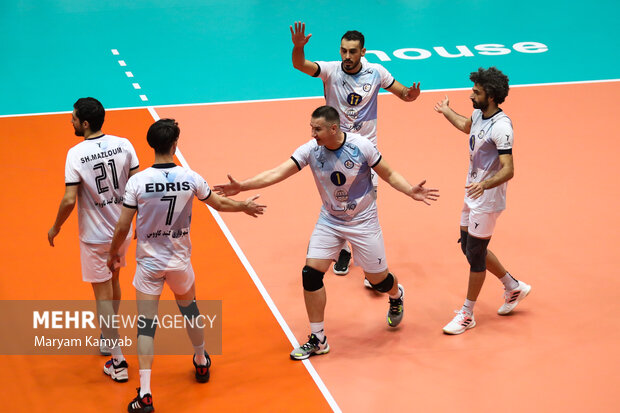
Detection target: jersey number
<box><xmin>161</xmin><ymin>195</ymin><xmax>177</xmax><ymax>225</ymax></box>
<box><xmin>93</xmin><ymin>160</ymin><xmax>119</xmax><ymax>194</ymax></box>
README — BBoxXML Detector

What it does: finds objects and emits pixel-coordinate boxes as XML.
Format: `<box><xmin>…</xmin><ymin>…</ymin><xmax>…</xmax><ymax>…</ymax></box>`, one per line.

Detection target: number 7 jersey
<box><xmin>123</xmin><ymin>163</ymin><xmax>211</xmax><ymax>272</ymax></box>
<box><xmin>64</xmin><ymin>134</ymin><xmax>139</xmax><ymax>243</ymax></box>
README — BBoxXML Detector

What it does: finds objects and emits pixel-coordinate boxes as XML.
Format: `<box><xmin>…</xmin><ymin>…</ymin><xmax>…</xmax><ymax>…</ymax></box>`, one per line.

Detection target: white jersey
<box><xmin>123</xmin><ymin>163</ymin><xmax>211</xmax><ymax>272</ymax></box>
<box><xmin>314</xmin><ymin>57</ymin><xmax>395</xmax><ymax>146</ymax></box>
<box><xmin>291</xmin><ymin>133</ymin><xmax>381</xmax><ymax>225</ymax></box>
<box><xmin>465</xmin><ymin>109</ymin><xmax>514</xmax><ymax>212</ymax></box>
<box><xmin>64</xmin><ymin>134</ymin><xmax>139</xmax><ymax>243</ymax></box>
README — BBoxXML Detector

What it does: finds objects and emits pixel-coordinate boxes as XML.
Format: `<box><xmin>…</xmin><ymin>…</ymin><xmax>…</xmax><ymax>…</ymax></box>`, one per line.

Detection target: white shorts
<box><xmin>79</xmin><ymin>238</ymin><xmax>131</xmax><ymax>283</ymax></box>
<box><xmin>133</xmin><ymin>262</ymin><xmax>195</xmax><ymax>296</ymax></box>
<box><xmin>460</xmin><ymin>203</ymin><xmax>502</xmax><ymax>238</ymax></box>
<box><xmin>307</xmin><ymin>217</ymin><xmax>388</xmax><ymax>274</ymax></box>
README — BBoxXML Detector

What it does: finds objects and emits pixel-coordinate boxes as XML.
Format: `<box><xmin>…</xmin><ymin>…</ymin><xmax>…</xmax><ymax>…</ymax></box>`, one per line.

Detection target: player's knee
<box><xmin>178</xmin><ymin>299</ymin><xmax>200</xmax><ymax>320</ymax></box>
<box><xmin>302</xmin><ymin>265</ymin><xmax>325</xmax><ymax>292</ymax></box>
<box><xmin>465</xmin><ymin>237</ymin><xmax>490</xmax><ymax>272</ymax></box>
<box><xmin>370</xmin><ymin>272</ymin><xmax>395</xmax><ymax>293</ymax></box>
<box><xmin>137</xmin><ymin>318</ymin><xmax>157</xmax><ymax>338</ymax></box>
<box><xmin>459</xmin><ymin>230</ymin><xmax>468</xmax><ymax>255</ymax></box>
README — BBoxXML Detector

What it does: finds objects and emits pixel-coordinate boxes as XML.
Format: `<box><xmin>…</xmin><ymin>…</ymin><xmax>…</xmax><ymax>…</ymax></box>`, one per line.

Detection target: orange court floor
<box><xmin>1</xmin><ymin>81</ymin><xmax>619</xmax><ymax>412</ymax></box>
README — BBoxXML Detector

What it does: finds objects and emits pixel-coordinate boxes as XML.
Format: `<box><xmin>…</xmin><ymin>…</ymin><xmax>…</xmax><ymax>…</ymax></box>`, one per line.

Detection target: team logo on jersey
<box><xmin>344</xmin><ymin>160</ymin><xmax>354</xmax><ymax>169</ymax></box>
<box><xmin>469</xmin><ymin>135</ymin><xmax>475</xmax><ymax>151</ymax></box>
<box><xmin>330</xmin><ymin>171</ymin><xmax>346</xmax><ymax>186</ymax></box>
<box><xmin>346</xmin><ymin>201</ymin><xmax>357</xmax><ymax>211</ymax></box>
<box><xmin>347</xmin><ymin>92</ymin><xmax>363</xmax><ymax>106</ymax></box>
<box><xmin>363</xmin><ymin>83</ymin><xmax>371</xmax><ymax>92</ymax></box>
<box><xmin>345</xmin><ymin>109</ymin><xmax>358</xmax><ymax>119</ymax></box>
<box><xmin>334</xmin><ymin>189</ymin><xmax>348</xmax><ymax>202</ymax></box>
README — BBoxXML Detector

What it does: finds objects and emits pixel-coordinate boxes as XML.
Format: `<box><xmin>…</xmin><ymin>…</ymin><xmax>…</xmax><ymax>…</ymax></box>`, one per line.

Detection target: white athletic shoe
<box><xmin>364</xmin><ymin>278</ymin><xmax>372</xmax><ymax>289</ymax></box>
<box><xmin>498</xmin><ymin>281</ymin><xmax>532</xmax><ymax>315</ymax></box>
<box><xmin>443</xmin><ymin>310</ymin><xmax>476</xmax><ymax>335</ymax></box>
<box><xmin>103</xmin><ymin>358</ymin><xmax>129</xmax><ymax>382</ymax></box>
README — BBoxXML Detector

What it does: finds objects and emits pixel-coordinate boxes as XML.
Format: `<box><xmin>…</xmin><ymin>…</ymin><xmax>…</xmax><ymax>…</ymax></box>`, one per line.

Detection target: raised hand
<box><xmin>433</xmin><ymin>95</ymin><xmax>450</xmax><ymax>114</ymax></box>
<box><xmin>290</xmin><ymin>21</ymin><xmax>312</xmax><ymax>47</ymax></box>
<box><xmin>404</xmin><ymin>82</ymin><xmax>421</xmax><ymax>101</ymax></box>
<box><xmin>243</xmin><ymin>195</ymin><xmax>267</xmax><ymax>218</ymax></box>
<box><xmin>410</xmin><ymin>180</ymin><xmax>440</xmax><ymax>205</ymax></box>
<box><xmin>214</xmin><ymin>174</ymin><xmax>242</xmax><ymax>196</ymax></box>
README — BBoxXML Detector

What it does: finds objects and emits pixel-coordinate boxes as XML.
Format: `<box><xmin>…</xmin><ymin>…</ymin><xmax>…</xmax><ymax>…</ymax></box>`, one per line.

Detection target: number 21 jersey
<box><xmin>64</xmin><ymin>134</ymin><xmax>139</xmax><ymax>243</ymax></box>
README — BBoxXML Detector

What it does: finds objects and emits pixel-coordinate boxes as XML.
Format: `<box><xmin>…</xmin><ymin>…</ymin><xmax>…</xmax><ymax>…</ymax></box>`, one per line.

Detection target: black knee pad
<box><xmin>302</xmin><ymin>266</ymin><xmax>325</xmax><ymax>291</ymax></box>
<box><xmin>458</xmin><ymin>229</ymin><xmax>468</xmax><ymax>255</ymax></box>
<box><xmin>465</xmin><ymin>236</ymin><xmax>490</xmax><ymax>272</ymax></box>
<box><xmin>178</xmin><ymin>299</ymin><xmax>200</xmax><ymax>320</ymax></box>
<box><xmin>138</xmin><ymin>318</ymin><xmax>157</xmax><ymax>338</ymax></box>
<box><xmin>370</xmin><ymin>273</ymin><xmax>395</xmax><ymax>293</ymax></box>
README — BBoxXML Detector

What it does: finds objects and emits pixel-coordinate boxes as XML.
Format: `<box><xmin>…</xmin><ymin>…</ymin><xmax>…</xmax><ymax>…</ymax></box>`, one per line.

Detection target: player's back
<box><xmin>65</xmin><ymin>134</ymin><xmax>139</xmax><ymax>243</ymax></box>
<box><xmin>124</xmin><ymin>164</ymin><xmax>211</xmax><ymax>272</ymax></box>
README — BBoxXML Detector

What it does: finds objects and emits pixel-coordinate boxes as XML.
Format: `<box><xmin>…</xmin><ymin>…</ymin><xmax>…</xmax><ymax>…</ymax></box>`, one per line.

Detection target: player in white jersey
<box><xmin>107</xmin><ymin>119</ymin><xmax>265</xmax><ymax>413</ymax></box>
<box><xmin>434</xmin><ymin>67</ymin><xmax>532</xmax><ymax>335</ymax></box>
<box><xmin>48</xmin><ymin>97</ymin><xmax>138</xmax><ymax>381</ymax></box>
<box><xmin>291</xmin><ymin>22</ymin><xmax>422</xmax><ymax>279</ymax></box>
<box><xmin>215</xmin><ymin>106</ymin><xmax>438</xmax><ymax>360</ymax></box>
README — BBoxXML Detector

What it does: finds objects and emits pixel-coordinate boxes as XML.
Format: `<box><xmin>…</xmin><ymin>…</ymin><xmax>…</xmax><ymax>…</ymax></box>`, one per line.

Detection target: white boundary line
<box><xmin>2</xmin><ymin>78</ymin><xmax>618</xmax><ymax>119</ymax></box>
<box><xmin>147</xmin><ymin>106</ymin><xmax>342</xmax><ymax>413</ymax></box>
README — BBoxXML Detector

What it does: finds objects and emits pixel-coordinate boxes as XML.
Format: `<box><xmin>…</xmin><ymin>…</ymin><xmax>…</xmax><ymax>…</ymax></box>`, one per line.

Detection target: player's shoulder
<box><xmin>493</xmin><ymin>110</ymin><xmax>513</xmax><ymax>129</ymax></box>
<box><xmin>361</xmin><ymin>58</ymin><xmax>387</xmax><ymax>71</ymax></box>
<box><xmin>345</xmin><ymin>132</ymin><xmax>371</xmax><ymax>147</ymax></box>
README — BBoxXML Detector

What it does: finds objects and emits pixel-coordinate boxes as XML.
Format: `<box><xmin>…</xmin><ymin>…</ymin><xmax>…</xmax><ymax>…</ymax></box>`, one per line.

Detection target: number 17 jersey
<box><xmin>123</xmin><ymin>163</ymin><xmax>211</xmax><ymax>272</ymax></box>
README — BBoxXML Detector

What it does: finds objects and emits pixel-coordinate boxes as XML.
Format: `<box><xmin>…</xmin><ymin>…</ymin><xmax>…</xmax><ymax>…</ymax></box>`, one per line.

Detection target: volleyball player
<box><xmin>434</xmin><ymin>67</ymin><xmax>531</xmax><ymax>335</ymax></box>
<box><xmin>215</xmin><ymin>106</ymin><xmax>438</xmax><ymax>359</ymax></box>
<box><xmin>107</xmin><ymin>118</ymin><xmax>265</xmax><ymax>412</ymax></box>
<box><xmin>48</xmin><ymin>97</ymin><xmax>138</xmax><ymax>381</ymax></box>
<box><xmin>290</xmin><ymin>22</ymin><xmax>421</xmax><ymax>282</ymax></box>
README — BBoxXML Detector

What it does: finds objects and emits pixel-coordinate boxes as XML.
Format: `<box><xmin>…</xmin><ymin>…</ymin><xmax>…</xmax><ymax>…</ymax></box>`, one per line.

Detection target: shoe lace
<box><xmin>389</xmin><ymin>297</ymin><xmax>403</xmax><ymax>314</ymax></box>
<box><xmin>300</xmin><ymin>335</ymin><xmax>320</xmax><ymax>351</ymax></box>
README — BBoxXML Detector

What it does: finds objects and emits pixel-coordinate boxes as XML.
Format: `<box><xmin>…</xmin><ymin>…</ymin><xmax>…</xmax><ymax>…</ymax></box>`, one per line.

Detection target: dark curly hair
<box><xmin>469</xmin><ymin>67</ymin><xmax>510</xmax><ymax>104</ymax></box>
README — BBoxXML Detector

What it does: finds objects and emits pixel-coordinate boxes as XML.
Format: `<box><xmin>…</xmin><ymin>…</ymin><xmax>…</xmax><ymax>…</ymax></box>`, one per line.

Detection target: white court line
<box><xmin>146</xmin><ymin>106</ymin><xmax>342</xmax><ymax>413</ymax></box>
<box><xmin>1</xmin><ymin>78</ymin><xmax>618</xmax><ymax>119</ymax></box>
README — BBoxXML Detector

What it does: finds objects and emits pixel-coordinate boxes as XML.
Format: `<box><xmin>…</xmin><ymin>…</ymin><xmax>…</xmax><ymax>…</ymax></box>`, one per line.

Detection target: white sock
<box><xmin>139</xmin><ymin>369</ymin><xmax>151</xmax><ymax>397</ymax></box>
<box><xmin>462</xmin><ymin>299</ymin><xmax>476</xmax><ymax>314</ymax></box>
<box><xmin>310</xmin><ymin>322</ymin><xmax>325</xmax><ymax>341</ymax></box>
<box><xmin>111</xmin><ymin>345</ymin><xmax>125</xmax><ymax>363</ymax></box>
<box><xmin>193</xmin><ymin>342</ymin><xmax>207</xmax><ymax>365</ymax></box>
<box><xmin>500</xmin><ymin>272</ymin><xmax>519</xmax><ymax>290</ymax></box>
<box><xmin>389</xmin><ymin>285</ymin><xmax>402</xmax><ymax>300</ymax></box>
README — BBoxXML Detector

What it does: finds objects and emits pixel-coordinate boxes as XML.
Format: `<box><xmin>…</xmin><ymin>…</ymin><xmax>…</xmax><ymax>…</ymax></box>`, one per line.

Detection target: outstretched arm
<box><xmin>373</xmin><ymin>159</ymin><xmax>439</xmax><ymax>205</ymax></box>
<box><xmin>386</xmin><ymin>80</ymin><xmax>421</xmax><ymax>102</ymax></box>
<box><xmin>434</xmin><ymin>95</ymin><xmax>471</xmax><ymax>133</ymax></box>
<box><xmin>290</xmin><ymin>21</ymin><xmax>319</xmax><ymax>76</ymax></box>
<box><xmin>48</xmin><ymin>185</ymin><xmax>78</xmax><ymax>246</ymax></box>
<box><xmin>204</xmin><ymin>193</ymin><xmax>266</xmax><ymax>217</ymax></box>
<box><xmin>107</xmin><ymin>206</ymin><xmax>136</xmax><ymax>271</ymax></box>
<box><xmin>214</xmin><ymin>159</ymin><xmax>300</xmax><ymax>196</ymax></box>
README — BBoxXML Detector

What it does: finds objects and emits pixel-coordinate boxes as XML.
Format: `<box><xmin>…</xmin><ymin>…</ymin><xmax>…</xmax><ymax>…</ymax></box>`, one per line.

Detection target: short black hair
<box><xmin>469</xmin><ymin>67</ymin><xmax>510</xmax><ymax>104</ymax></box>
<box><xmin>73</xmin><ymin>97</ymin><xmax>105</xmax><ymax>131</ymax></box>
<box><xmin>311</xmin><ymin>106</ymin><xmax>340</xmax><ymax>125</ymax></box>
<box><xmin>341</xmin><ymin>30</ymin><xmax>364</xmax><ymax>49</ymax></box>
<box><xmin>147</xmin><ymin>119</ymin><xmax>180</xmax><ymax>155</ymax></box>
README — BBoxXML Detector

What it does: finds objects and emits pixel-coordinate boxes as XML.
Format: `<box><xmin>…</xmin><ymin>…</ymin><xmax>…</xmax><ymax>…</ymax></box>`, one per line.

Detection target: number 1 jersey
<box><xmin>123</xmin><ymin>164</ymin><xmax>211</xmax><ymax>272</ymax></box>
<box><xmin>64</xmin><ymin>134</ymin><xmax>139</xmax><ymax>243</ymax></box>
